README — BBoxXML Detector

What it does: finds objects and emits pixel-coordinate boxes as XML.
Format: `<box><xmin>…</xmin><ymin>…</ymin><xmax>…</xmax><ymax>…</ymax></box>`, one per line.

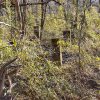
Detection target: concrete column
<box><xmin>51</xmin><ymin>38</ymin><xmax>62</xmax><ymax>66</ymax></box>
<box><xmin>63</xmin><ymin>30</ymin><xmax>70</xmax><ymax>41</ymax></box>
<box><xmin>34</xmin><ymin>25</ymin><xmax>40</xmax><ymax>38</ymax></box>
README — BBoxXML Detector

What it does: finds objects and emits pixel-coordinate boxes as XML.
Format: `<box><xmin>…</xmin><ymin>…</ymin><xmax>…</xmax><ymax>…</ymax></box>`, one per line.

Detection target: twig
<box><xmin>1</xmin><ymin>57</ymin><xmax>17</xmax><ymax>69</ymax></box>
<box><xmin>0</xmin><ymin>22</ymin><xmax>19</xmax><ymax>32</ymax></box>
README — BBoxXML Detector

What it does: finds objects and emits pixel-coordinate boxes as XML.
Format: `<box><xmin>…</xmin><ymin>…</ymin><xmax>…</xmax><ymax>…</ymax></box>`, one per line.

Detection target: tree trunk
<box><xmin>40</xmin><ymin>0</ymin><xmax>47</xmax><ymax>40</ymax></box>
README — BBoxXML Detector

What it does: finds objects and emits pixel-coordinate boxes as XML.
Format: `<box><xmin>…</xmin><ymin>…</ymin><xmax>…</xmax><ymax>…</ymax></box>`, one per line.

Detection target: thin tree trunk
<box><xmin>75</xmin><ymin>0</ymin><xmax>78</xmax><ymax>29</ymax></box>
<box><xmin>20</xmin><ymin>0</ymin><xmax>27</xmax><ymax>39</ymax></box>
<box><xmin>11</xmin><ymin>0</ymin><xmax>21</xmax><ymax>21</ymax></box>
<box><xmin>78</xmin><ymin>1</ymin><xmax>86</xmax><ymax>70</ymax></box>
<box><xmin>99</xmin><ymin>0</ymin><xmax>100</xmax><ymax>13</ymax></box>
<box><xmin>90</xmin><ymin>0</ymin><xmax>92</xmax><ymax>6</ymax></box>
<box><xmin>40</xmin><ymin>0</ymin><xmax>47</xmax><ymax>40</ymax></box>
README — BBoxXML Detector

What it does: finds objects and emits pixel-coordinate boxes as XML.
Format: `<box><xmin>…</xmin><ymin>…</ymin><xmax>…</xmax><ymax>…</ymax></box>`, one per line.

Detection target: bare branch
<box><xmin>1</xmin><ymin>57</ymin><xmax>17</xmax><ymax>69</ymax></box>
<box><xmin>0</xmin><ymin>21</ymin><xmax>20</xmax><ymax>32</ymax></box>
<box><xmin>0</xmin><ymin>22</ymin><xmax>11</xmax><ymax>27</ymax></box>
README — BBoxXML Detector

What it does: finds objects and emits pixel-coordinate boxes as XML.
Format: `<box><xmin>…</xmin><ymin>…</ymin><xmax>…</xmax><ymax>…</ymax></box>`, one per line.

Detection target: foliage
<box><xmin>0</xmin><ymin>0</ymin><xmax>100</xmax><ymax>100</ymax></box>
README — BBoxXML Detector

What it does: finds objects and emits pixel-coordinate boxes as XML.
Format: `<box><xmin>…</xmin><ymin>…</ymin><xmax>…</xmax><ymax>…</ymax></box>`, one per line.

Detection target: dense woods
<box><xmin>0</xmin><ymin>0</ymin><xmax>100</xmax><ymax>100</ymax></box>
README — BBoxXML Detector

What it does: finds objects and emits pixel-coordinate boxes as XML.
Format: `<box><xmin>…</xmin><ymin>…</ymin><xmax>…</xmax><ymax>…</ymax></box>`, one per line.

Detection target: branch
<box><xmin>0</xmin><ymin>22</ymin><xmax>11</xmax><ymax>27</ymax></box>
<box><xmin>10</xmin><ymin>0</ymin><xmax>62</xmax><ymax>7</ymax></box>
<box><xmin>11</xmin><ymin>2</ymin><xmax>46</xmax><ymax>7</ymax></box>
<box><xmin>51</xmin><ymin>0</ymin><xmax>62</xmax><ymax>5</ymax></box>
<box><xmin>1</xmin><ymin>57</ymin><xmax>17</xmax><ymax>69</ymax></box>
<box><xmin>0</xmin><ymin>22</ymin><xmax>20</xmax><ymax>32</ymax></box>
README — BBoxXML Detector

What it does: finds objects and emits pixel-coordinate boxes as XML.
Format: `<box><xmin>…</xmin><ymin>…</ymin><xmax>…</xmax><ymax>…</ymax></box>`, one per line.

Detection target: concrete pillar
<box><xmin>63</xmin><ymin>30</ymin><xmax>75</xmax><ymax>43</ymax></box>
<box><xmin>51</xmin><ymin>38</ymin><xmax>62</xmax><ymax>66</ymax></box>
<box><xmin>34</xmin><ymin>25</ymin><xmax>40</xmax><ymax>38</ymax></box>
<box><xmin>63</xmin><ymin>30</ymin><xmax>70</xmax><ymax>40</ymax></box>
